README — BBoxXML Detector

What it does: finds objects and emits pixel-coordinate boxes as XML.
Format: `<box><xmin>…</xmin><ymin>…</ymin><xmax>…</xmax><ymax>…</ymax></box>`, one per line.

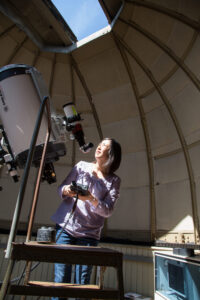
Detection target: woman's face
<box><xmin>95</xmin><ymin>139</ymin><xmax>111</xmax><ymax>163</ymax></box>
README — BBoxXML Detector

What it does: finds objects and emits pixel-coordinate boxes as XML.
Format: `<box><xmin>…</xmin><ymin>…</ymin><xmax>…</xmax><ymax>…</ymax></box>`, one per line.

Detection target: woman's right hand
<box><xmin>62</xmin><ymin>185</ymin><xmax>76</xmax><ymax>197</ymax></box>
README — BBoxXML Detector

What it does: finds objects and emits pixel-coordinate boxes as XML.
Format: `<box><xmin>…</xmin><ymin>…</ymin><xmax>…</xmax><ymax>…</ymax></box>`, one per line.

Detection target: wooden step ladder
<box><xmin>0</xmin><ymin>96</ymin><xmax>124</xmax><ymax>299</ymax></box>
<box><xmin>3</xmin><ymin>241</ymin><xmax>124</xmax><ymax>299</ymax></box>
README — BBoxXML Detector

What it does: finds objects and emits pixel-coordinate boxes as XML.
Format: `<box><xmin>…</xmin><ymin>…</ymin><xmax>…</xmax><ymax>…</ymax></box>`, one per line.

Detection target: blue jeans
<box><xmin>52</xmin><ymin>224</ymin><xmax>99</xmax><ymax>300</ymax></box>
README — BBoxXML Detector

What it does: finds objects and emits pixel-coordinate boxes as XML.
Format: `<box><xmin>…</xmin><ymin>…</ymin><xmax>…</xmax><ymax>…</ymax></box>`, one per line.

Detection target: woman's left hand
<box><xmin>78</xmin><ymin>192</ymin><xmax>99</xmax><ymax>207</ymax></box>
<box><xmin>77</xmin><ymin>192</ymin><xmax>93</xmax><ymax>202</ymax></box>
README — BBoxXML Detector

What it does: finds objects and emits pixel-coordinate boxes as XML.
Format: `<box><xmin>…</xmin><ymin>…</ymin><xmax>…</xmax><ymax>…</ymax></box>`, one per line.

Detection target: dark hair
<box><xmin>103</xmin><ymin>138</ymin><xmax>121</xmax><ymax>174</ymax></box>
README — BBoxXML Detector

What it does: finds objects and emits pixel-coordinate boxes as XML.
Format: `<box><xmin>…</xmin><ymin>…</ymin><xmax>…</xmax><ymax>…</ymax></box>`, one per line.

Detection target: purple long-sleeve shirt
<box><xmin>51</xmin><ymin>161</ymin><xmax>121</xmax><ymax>240</ymax></box>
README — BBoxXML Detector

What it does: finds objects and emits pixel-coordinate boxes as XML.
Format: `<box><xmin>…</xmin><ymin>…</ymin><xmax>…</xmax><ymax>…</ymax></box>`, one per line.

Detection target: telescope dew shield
<box><xmin>63</xmin><ymin>102</ymin><xmax>81</xmax><ymax>124</ymax></box>
<box><xmin>0</xmin><ymin>64</ymin><xmax>66</xmax><ymax>168</ymax></box>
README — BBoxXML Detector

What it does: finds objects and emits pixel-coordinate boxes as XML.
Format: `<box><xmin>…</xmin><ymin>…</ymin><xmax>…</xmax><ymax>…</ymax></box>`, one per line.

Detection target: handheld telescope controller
<box><xmin>70</xmin><ymin>181</ymin><xmax>89</xmax><ymax>196</ymax></box>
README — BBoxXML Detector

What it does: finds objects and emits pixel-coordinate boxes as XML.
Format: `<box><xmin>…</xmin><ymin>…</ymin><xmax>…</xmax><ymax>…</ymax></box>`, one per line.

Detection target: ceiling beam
<box><xmin>70</xmin><ymin>56</ymin><xmax>76</xmax><ymax>167</ymax></box>
<box><xmin>6</xmin><ymin>36</ymin><xmax>28</xmax><ymax>65</ymax></box>
<box><xmin>113</xmin><ymin>32</ymin><xmax>157</xmax><ymax>241</ymax></box>
<box><xmin>116</xmin><ymin>33</ymin><xmax>200</xmax><ymax>244</ymax></box>
<box><xmin>70</xmin><ymin>54</ymin><xmax>103</xmax><ymax>141</ymax></box>
<box><xmin>0</xmin><ymin>24</ymin><xmax>16</xmax><ymax>39</ymax></box>
<box><xmin>32</xmin><ymin>50</ymin><xmax>41</xmax><ymax>67</ymax></box>
<box><xmin>0</xmin><ymin>0</ymin><xmax>45</xmax><ymax>50</ymax></box>
<box><xmin>98</xmin><ymin>0</ymin><xmax>113</xmax><ymax>24</ymax></box>
<box><xmin>125</xmin><ymin>0</ymin><xmax>200</xmax><ymax>31</ymax></box>
<box><xmin>49</xmin><ymin>53</ymin><xmax>56</xmax><ymax>98</ymax></box>
<box><xmin>154</xmin><ymin>139</ymin><xmax>200</xmax><ymax>160</ymax></box>
<box><xmin>119</xmin><ymin>17</ymin><xmax>200</xmax><ymax>93</ymax></box>
<box><xmin>139</xmin><ymin>31</ymin><xmax>198</xmax><ymax>99</ymax></box>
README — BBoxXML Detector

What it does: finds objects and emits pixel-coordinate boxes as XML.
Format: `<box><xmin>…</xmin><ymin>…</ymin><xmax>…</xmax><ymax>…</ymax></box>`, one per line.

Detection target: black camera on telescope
<box><xmin>70</xmin><ymin>181</ymin><xmax>89</xmax><ymax>196</ymax></box>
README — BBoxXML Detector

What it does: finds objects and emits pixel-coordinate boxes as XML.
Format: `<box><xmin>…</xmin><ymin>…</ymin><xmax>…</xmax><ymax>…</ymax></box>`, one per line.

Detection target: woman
<box><xmin>51</xmin><ymin>137</ymin><xmax>122</xmax><ymax>289</ymax></box>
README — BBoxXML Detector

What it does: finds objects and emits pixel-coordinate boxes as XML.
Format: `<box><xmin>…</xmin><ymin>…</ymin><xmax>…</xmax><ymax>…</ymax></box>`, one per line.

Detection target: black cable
<box><xmin>55</xmin><ymin>192</ymin><xmax>78</xmax><ymax>243</ymax></box>
<box><xmin>34</xmin><ymin>194</ymin><xmax>79</xmax><ymax>300</ymax></box>
<box><xmin>0</xmin><ymin>260</ymin><xmax>41</xmax><ymax>285</ymax></box>
<box><xmin>35</xmin><ymin>193</ymin><xmax>79</xmax><ymax>300</ymax></box>
<box><xmin>1</xmin><ymin>185</ymin><xmax>81</xmax><ymax>299</ymax></box>
<box><xmin>0</xmin><ymin>193</ymin><xmax>79</xmax><ymax>300</ymax></box>
<box><xmin>10</xmin><ymin>262</ymin><xmax>41</xmax><ymax>300</ymax></box>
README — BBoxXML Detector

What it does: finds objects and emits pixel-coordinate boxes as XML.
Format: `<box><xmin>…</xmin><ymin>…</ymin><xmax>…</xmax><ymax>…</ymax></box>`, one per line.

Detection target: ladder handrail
<box><xmin>0</xmin><ymin>96</ymin><xmax>51</xmax><ymax>300</ymax></box>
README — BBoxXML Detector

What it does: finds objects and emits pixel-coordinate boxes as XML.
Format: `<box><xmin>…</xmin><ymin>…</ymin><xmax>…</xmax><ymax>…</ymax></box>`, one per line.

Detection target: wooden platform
<box><xmin>6</xmin><ymin>242</ymin><xmax>124</xmax><ymax>299</ymax></box>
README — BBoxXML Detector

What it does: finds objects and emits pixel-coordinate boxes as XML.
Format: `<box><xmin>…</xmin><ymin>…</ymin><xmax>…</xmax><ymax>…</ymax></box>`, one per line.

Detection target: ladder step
<box><xmin>29</xmin><ymin>281</ymin><xmax>100</xmax><ymax>289</ymax></box>
<box><xmin>9</xmin><ymin>281</ymin><xmax>120</xmax><ymax>299</ymax></box>
<box><xmin>11</xmin><ymin>242</ymin><xmax>123</xmax><ymax>267</ymax></box>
